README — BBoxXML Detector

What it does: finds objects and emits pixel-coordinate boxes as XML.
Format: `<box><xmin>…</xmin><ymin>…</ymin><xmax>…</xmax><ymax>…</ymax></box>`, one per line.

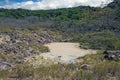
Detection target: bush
<box><xmin>71</xmin><ymin>30</ymin><xmax>120</xmax><ymax>50</ymax></box>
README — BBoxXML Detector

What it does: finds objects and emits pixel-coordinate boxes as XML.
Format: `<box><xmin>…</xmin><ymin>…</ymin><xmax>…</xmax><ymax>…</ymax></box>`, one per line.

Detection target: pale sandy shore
<box><xmin>40</xmin><ymin>42</ymin><xmax>96</xmax><ymax>63</ymax></box>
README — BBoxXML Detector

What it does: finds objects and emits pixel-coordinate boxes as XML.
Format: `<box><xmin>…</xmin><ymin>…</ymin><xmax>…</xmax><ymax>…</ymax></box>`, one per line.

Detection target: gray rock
<box><xmin>81</xmin><ymin>64</ymin><xmax>92</xmax><ymax>70</ymax></box>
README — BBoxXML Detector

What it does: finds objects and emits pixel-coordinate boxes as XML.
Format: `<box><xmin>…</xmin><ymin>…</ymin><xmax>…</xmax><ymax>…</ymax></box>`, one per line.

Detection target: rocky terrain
<box><xmin>103</xmin><ymin>51</ymin><xmax>120</xmax><ymax>61</ymax></box>
<box><xmin>25</xmin><ymin>42</ymin><xmax>96</xmax><ymax>68</ymax></box>
<box><xmin>0</xmin><ymin>29</ymin><xmax>63</xmax><ymax>70</ymax></box>
<box><xmin>0</xmin><ymin>0</ymin><xmax>119</xmax><ymax>79</ymax></box>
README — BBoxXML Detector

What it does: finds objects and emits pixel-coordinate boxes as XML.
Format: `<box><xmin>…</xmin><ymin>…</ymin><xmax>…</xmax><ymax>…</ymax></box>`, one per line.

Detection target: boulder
<box><xmin>0</xmin><ymin>62</ymin><xmax>12</xmax><ymax>70</ymax></box>
<box><xmin>108</xmin><ymin>55</ymin><xmax>116</xmax><ymax>60</ymax></box>
<box><xmin>103</xmin><ymin>51</ymin><xmax>120</xmax><ymax>61</ymax></box>
<box><xmin>81</xmin><ymin>64</ymin><xmax>92</xmax><ymax>70</ymax></box>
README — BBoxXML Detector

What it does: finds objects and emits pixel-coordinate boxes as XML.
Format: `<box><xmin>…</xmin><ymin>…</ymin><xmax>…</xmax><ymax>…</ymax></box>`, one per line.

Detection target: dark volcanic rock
<box><xmin>103</xmin><ymin>51</ymin><xmax>120</xmax><ymax>61</ymax></box>
<box><xmin>81</xmin><ymin>64</ymin><xmax>92</xmax><ymax>70</ymax></box>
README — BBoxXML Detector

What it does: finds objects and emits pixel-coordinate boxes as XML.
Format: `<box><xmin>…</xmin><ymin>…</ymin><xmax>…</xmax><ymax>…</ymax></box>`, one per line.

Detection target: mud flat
<box><xmin>40</xmin><ymin>42</ymin><xmax>96</xmax><ymax>63</ymax></box>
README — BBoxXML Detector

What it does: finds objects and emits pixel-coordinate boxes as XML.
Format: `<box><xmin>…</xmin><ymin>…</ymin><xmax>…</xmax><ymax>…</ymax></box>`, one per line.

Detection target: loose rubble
<box><xmin>103</xmin><ymin>51</ymin><xmax>120</xmax><ymax>61</ymax></box>
<box><xmin>0</xmin><ymin>30</ymin><xmax>62</xmax><ymax>70</ymax></box>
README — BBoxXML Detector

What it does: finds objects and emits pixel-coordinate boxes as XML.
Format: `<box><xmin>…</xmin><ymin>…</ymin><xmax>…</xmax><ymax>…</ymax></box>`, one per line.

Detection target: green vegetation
<box><xmin>0</xmin><ymin>53</ymin><xmax>16</xmax><ymax>62</ymax></box>
<box><xmin>71</xmin><ymin>30</ymin><xmax>120</xmax><ymax>50</ymax></box>
<box><xmin>0</xmin><ymin>51</ymin><xmax>120</xmax><ymax>80</ymax></box>
<box><xmin>29</xmin><ymin>44</ymin><xmax>49</xmax><ymax>53</ymax></box>
<box><xmin>0</xmin><ymin>0</ymin><xmax>120</xmax><ymax>79</ymax></box>
<box><xmin>0</xmin><ymin>26</ymin><xmax>12</xmax><ymax>33</ymax></box>
<box><xmin>0</xmin><ymin>0</ymin><xmax>119</xmax><ymax>51</ymax></box>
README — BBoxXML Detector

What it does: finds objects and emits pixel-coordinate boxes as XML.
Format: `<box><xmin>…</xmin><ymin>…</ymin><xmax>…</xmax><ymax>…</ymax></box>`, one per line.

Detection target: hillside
<box><xmin>0</xmin><ymin>0</ymin><xmax>120</xmax><ymax>50</ymax></box>
<box><xmin>0</xmin><ymin>0</ymin><xmax>120</xmax><ymax>80</ymax></box>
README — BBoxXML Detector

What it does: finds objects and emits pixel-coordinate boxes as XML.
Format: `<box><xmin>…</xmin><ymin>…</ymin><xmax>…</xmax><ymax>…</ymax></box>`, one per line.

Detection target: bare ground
<box><xmin>40</xmin><ymin>42</ymin><xmax>96</xmax><ymax>63</ymax></box>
